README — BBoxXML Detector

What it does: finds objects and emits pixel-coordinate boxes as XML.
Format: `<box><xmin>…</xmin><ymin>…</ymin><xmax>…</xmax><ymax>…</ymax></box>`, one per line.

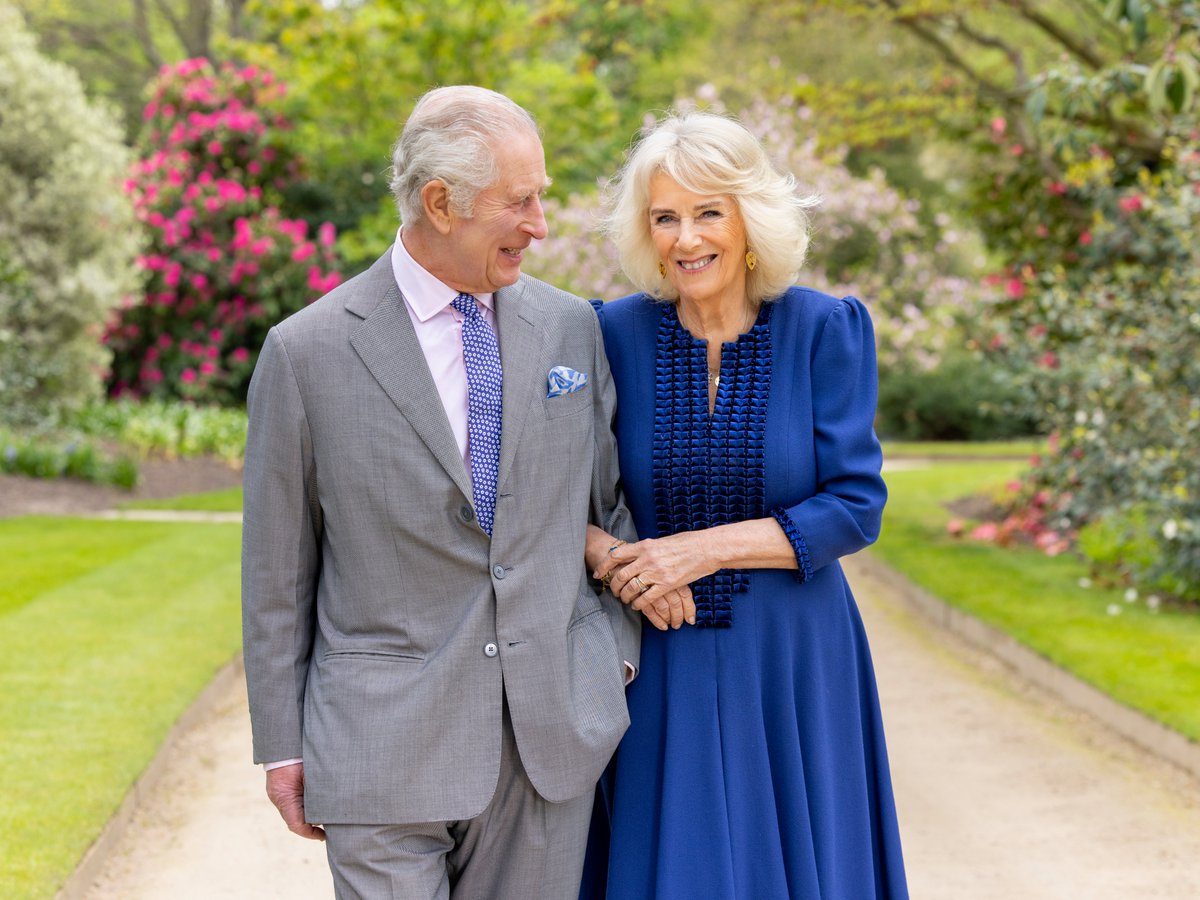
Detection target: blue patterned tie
<box><xmin>452</xmin><ymin>292</ymin><xmax>503</xmax><ymax>536</ymax></box>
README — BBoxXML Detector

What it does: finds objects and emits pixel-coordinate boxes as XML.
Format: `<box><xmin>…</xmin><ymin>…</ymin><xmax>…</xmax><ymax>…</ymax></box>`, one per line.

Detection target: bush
<box><xmin>74</xmin><ymin>400</ymin><xmax>247</xmax><ymax>462</ymax></box>
<box><xmin>0</xmin><ymin>9</ymin><xmax>140</xmax><ymax>428</ymax></box>
<box><xmin>0</xmin><ymin>430</ymin><xmax>138</xmax><ymax>488</ymax></box>
<box><xmin>876</xmin><ymin>351</ymin><xmax>1039</xmax><ymax>441</ymax></box>
<box><xmin>104</xmin><ymin>59</ymin><xmax>341</xmax><ymax>405</ymax></box>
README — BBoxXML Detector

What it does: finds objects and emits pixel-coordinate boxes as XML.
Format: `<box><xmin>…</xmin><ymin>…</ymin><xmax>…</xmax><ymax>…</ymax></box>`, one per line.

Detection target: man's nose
<box><xmin>523</xmin><ymin>196</ymin><xmax>549</xmax><ymax>240</ymax></box>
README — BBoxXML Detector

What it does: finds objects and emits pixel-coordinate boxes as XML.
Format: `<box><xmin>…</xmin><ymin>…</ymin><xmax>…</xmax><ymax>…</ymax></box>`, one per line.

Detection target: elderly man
<box><xmin>241</xmin><ymin>86</ymin><xmax>679</xmax><ymax>898</ymax></box>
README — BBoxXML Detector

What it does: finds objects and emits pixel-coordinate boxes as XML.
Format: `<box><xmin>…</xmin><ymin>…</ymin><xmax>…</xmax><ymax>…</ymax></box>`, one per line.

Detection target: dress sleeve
<box><xmin>771</xmin><ymin>296</ymin><xmax>886</xmax><ymax>582</ymax></box>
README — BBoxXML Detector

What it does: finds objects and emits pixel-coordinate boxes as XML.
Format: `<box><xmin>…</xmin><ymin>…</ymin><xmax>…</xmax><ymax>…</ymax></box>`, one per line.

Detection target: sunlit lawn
<box><xmin>882</xmin><ymin>438</ymin><xmax>1043</xmax><ymax>459</ymax></box>
<box><xmin>0</xmin><ymin>516</ymin><xmax>242</xmax><ymax>898</ymax></box>
<box><xmin>120</xmin><ymin>485</ymin><xmax>243</xmax><ymax>512</ymax></box>
<box><xmin>875</xmin><ymin>460</ymin><xmax>1200</xmax><ymax>742</ymax></box>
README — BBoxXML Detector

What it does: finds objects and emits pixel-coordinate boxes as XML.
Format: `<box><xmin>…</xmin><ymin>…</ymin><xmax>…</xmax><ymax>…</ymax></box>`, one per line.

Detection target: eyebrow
<box><xmin>649</xmin><ymin>200</ymin><xmax>726</xmax><ymax>216</ymax></box>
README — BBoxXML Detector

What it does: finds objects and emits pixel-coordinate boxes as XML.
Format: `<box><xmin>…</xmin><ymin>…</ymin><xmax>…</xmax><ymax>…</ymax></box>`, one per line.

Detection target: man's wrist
<box><xmin>264</xmin><ymin>758</ymin><xmax>303</xmax><ymax>771</ymax></box>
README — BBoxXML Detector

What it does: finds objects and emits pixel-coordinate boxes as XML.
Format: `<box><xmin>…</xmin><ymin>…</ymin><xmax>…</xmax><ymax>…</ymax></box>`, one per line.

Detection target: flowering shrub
<box><xmin>526</xmin><ymin>86</ymin><xmax>987</xmax><ymax>376</ymax></box>
<box><xmin>962</xmin><ymin>58</ymin><xmax>1200</xmax><ymax>600</ymax></box>
<box><xmin>105</xmin><ymin>59</ymin><xmax>341</xmax><ymax>405</ymax></box>
<box><xmin>0</xmin><ymin>9</ymin><xmax>140</xmax><ymax>427</ymax></box>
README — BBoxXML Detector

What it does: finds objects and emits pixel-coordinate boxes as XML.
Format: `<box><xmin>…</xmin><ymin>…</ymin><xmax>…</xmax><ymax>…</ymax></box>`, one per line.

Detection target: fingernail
<box><xmin>687</xmin><ymin>616</ymin><xmax>695</xmax><ymax>625</ymax></box>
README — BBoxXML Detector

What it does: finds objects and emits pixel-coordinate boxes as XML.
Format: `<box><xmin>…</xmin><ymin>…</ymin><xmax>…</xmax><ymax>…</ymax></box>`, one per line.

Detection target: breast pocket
<box><xmin>543</xmin><ymin>384</ymin><xmax>593</xmax><ymax>419</ymax></box>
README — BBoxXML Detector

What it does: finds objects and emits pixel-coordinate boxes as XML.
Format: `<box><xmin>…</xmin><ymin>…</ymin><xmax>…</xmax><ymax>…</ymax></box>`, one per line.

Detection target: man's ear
<box><xmin>421</xmin><ymin>180</ymin><xmax>454</xmax><ymax>235</ymax></box>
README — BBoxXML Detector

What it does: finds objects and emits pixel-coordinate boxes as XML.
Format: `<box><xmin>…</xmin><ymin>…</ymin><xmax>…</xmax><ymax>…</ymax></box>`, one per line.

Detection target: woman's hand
<box><xmin>603</xmin><ymin>532</ymin><xmax>721</xmax><ymax>623</ymax></box>
<box><xmin>589</xmin><ymin>525</ymin><xmax>696</xmax><ymax>629</ymax></box>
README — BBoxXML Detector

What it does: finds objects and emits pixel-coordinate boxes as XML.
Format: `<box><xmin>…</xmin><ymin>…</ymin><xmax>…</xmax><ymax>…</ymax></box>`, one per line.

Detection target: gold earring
<box><xmin>658</xmin><ymin>261</ymin><xmax>667</xmax><ymax>278</ymax></box>
<box><xmin>745</xmin><ymin>250</ymin><xmax>757</xmax><ymax>272</ymax></box>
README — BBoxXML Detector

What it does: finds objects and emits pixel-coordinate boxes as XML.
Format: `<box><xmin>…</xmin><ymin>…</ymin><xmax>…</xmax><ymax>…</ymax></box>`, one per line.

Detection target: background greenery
<box><xmin>0</xmin><ymin>517</ymin><xmax>242</xmax><ymax>898</ymax></box>
<box><xmin>877</xmin><ymin>459</ymin><xmax>1200</xmax><ymax>741</ymax></box>
<box><xmin>2</xmin><ymin>2</ymin><xmax>1199</xmax><ymax>892</ymax></box>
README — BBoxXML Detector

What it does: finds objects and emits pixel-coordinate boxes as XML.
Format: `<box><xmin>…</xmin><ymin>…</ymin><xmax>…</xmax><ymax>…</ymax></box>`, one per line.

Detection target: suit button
<box><xmin>492</xmin><ymin>565</ymin><xmax>506</xmax><ymax>579</ymax></box>
<box><xmin>460</xmin><ymin>505</ymin><xmax>474</xmax><ymax>522</ymax></box>
<box><xmin>483</xmin><ymin>642</ymin><xmax>498</xmax><ymax>658</ymax></box>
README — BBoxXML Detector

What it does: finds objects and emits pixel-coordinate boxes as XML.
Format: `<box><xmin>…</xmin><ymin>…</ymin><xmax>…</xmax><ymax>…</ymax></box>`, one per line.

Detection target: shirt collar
<box><xmin>391</xmin><ymin>227</ymin><xmax>495</xmax><ymax>323</ymax></box>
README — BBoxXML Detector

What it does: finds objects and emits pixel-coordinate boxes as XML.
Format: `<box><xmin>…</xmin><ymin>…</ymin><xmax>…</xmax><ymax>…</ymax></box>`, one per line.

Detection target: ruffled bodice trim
<box><xmin>651</xmin><ymin>303</ymin><xmax>772</xmax><ymax>627</ymax></box>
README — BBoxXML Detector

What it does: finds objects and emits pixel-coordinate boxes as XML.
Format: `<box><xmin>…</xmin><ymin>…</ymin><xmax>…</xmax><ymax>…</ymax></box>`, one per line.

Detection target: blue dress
<box><xmin>582</xmin><ymin>288</ymin><xmax>908</xmax><ymax>899</ymax></box>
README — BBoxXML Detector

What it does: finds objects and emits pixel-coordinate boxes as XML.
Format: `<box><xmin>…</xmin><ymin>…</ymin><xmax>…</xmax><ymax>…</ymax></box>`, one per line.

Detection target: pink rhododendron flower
<box><xmin>970</xmin><ymin>522</ymin><xmax>998</xmax><ymax>541</ymax></box>
<box><xmin>181</xmin><ymin>368</ymin><xmax>197</xmax><ymax>384</ymax></box>
<box><xmin>1118</xmin><ymin>194</ymin><xmax>1143</xmax><ymax>212</ymax></box>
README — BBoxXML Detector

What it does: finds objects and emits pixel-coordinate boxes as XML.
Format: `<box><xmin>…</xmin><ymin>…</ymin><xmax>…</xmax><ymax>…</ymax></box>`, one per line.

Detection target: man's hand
<box><xmin>265</xmin><ymin>762</ymin><xmax>326</xmax><ymax>841</ymax></box>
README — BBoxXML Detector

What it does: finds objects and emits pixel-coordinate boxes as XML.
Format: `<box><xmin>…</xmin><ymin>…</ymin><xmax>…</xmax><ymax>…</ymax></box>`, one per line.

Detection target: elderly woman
<box><xmin>581</xmin><ymin>112</ymin><xmax>908</xmax><ymax>899</ymax></box>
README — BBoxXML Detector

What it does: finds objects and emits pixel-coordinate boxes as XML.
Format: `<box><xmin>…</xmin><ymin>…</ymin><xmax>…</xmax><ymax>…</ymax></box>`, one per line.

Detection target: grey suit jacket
<box><xmin>241</xmin><ymin>250</ymin><xmax>640</xmax><ymax>824</ymax></box>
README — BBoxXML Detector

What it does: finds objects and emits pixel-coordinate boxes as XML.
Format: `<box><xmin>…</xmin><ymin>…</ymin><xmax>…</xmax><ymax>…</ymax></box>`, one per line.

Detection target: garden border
<box><xmin>847</xmin><ymin>552</ymin><xmax>1200</xmax><ymax>781</ymax></box>
<box><xmin>55</xmin><ymin>654</ymin><xmax>244</xmax><ymax>900</ymax></box>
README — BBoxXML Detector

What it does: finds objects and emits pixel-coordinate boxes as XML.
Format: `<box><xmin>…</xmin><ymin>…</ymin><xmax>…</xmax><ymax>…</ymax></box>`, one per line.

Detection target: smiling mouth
<box><xmin>677</xmin><ymin>255</ymin><xmax>716</xmax><ymax>271</ymax></box>
<box><xmin>501</xmin><ymin>247</ymin><xmax>525</xmax><ymax>259</ymax></box>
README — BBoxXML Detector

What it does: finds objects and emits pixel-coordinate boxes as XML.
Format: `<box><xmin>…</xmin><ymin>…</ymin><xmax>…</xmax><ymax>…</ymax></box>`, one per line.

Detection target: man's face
<box><xmin>444</xmin><ymin>129</ymin><xmax>550</xmax><ymax>295</ymax></box>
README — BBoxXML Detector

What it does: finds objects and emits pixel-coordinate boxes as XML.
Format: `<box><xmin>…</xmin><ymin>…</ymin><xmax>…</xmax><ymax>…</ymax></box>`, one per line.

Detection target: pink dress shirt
<box><xmin>390</xmin><ymin>227</ymin><xmax>495</xmax><ymax>474</ymax></box>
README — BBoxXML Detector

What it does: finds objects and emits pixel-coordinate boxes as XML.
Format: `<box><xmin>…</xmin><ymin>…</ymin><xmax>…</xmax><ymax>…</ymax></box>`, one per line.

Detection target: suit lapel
<box><xmin>347</xmin><ymin>251</ymin><xmax>473</xmax><ymax>502</ymax></box>
<box><xmin>495</xmin><ymin>279</ymin><xmax>543</xmax><ymax>495</ymax></box>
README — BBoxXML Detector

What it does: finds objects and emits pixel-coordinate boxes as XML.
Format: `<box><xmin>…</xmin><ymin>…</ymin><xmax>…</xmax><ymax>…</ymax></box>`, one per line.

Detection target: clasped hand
<box><xmin>590</xmin><ymin>530</ymin><xmax>720</xmax><ymax>630</ymax></box>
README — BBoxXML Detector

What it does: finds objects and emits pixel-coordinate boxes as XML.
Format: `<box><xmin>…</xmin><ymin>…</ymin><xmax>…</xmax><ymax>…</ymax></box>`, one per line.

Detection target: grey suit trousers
<box><xmin>323</xmin><ymin>694</ymin><xmax>592</xmax><ymax>900</ymax></box>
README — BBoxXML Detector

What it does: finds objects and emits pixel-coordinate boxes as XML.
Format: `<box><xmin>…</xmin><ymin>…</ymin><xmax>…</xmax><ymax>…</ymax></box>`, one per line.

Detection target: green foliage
<box><xmin>74</xmin><ymin>399</ymin><xmax>248</xmax><ymax>461</ymax></box>
<box><xmin>0</xmin><ymin>9</ymin><xmax>141</xmax><ymax>428</ymax></box>
<box><xmin>231</xmin><ymin>0</ymin><xmax>697</xmax><ymax>268</ymax></box>
<box><xmin>877</xmin><ymin>460</ymin><xmax>1200</xmax><ymax>742</ymax></box>
<box><xmin>10</xmin><ymin>0</ymin><xmax>255</xmax><ymax>136</ymax></box>
<box><xmin>0</xmin><ymin>516</ymin><xmax>242</xmax><ymax>896</ymax></box>
<box><xmin>810</xmin><ymin>1</ymin><xmax>1200</xmax><ymax>599</ymax></box>
<box><xmin>0</xmin><ymin>430</ymin><xmax>139</xmax><ymax>488</ymax></box>
<box><xmin>876</xmin><ymin>350</ymin><xmax>1039</xmax><ymax>441</ymax></box>
<box><xmin>962</xmin><ymin>5</ymin><xmax>1200</xmax><ymax>600</ymax></box>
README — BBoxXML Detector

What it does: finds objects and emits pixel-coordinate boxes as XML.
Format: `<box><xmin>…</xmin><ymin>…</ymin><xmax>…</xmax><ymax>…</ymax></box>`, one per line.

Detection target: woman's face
<box><xmin>647</xmin><ymin>172</ymin><xmax>748</xmax><ymax>310</ymax></box>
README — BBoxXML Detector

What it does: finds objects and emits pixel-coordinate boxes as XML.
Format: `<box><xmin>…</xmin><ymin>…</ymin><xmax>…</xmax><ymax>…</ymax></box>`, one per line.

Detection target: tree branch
<box><xmin>1002</xmin><ymin>0</ymin><xmax>1107</xmax><ymax>70</ymax></box>
<box><xmin>950</xmin><ymin>12</ymin><xmax>1028</xmax><ymax>88</ymax></box>
<box><xmin>131</xmin><ymin>0</ymin><xmax>165</xmax><ymax>70</ymax></box>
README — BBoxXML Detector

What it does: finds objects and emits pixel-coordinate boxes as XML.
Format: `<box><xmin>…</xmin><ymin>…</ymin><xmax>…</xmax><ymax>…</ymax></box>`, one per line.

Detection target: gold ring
<box><xmin>633</xmin><ymin>575</ymin><xmax>652</xmax><ymax>592</ymax></box>
<box><xmin>608</xmin><ymin>540</ymin><xmax>627</xmax><ymax>556</ymax></box>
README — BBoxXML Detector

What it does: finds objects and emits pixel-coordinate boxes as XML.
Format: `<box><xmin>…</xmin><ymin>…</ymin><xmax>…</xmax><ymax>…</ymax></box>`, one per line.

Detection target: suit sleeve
<box><xmin>771</xmin><ymin>297</ymin><xmax>887</xmax><ymax>581</ymax></box>
<box><xmin>241</xmin><ymin>326</ymin><xmax>321</xmax><ymax>764</ymax></box>
<box><xmin>587</xmin><ymin>308</ymin><xmax>641</xmax><ymax>670</ymax></box>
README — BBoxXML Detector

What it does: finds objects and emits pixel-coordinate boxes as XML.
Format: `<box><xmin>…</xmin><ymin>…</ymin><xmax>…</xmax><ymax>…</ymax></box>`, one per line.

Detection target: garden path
<box><xmin>76</xmin><ymin>552</ymin><xmax>1200</xmax><ymax>899</ymax></box>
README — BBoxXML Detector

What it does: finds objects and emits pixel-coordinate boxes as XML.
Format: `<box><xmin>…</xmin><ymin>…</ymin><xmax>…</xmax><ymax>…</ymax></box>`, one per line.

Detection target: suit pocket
<box><xmin>566</xmin><ymin>605</ymin><xmax>628</xmax><ymax>740</ymax></box>
<box><xmin>543</xmin><ymin>385</ymin><xmax>592</xmax><ymax>419</ymax></box>
<box><xmin>322</xmin><ymin>649</ymin><xmax>424</xmax><ymax>663</ymax></box>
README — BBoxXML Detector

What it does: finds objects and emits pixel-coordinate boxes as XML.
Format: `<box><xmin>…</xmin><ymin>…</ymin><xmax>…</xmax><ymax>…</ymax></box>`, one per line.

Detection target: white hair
<box><xmin>604</xmin><ymin>111</ymin><xmax>819</xmax><ymax>304</ymax></box>
<box><xmin>390</xmin><ymin>85</ymin><xmax>540</xmax><ymax>225</ymax></box>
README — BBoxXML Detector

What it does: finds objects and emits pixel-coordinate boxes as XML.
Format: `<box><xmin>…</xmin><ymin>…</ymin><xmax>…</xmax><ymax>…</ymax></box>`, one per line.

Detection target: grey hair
<box><xmin>390</xmin><ymin>85</ymin><xmax>540</xmax><ymax>225</ymax></box>
<box><xmin>604</xmin><ymin>111</ymin><xmax>819</xmax><ymax>305</ymax></box>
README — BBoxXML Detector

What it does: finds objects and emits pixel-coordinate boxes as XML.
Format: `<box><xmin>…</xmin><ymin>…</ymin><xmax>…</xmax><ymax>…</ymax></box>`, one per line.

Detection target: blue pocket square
<box><xmin>547</xmin><ymin>365</ymin><xmax>589</xmax><ymax>398</ymax></box>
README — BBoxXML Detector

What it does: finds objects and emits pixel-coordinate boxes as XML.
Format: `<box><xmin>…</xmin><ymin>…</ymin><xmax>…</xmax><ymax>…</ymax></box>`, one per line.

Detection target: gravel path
<box><xmin>75</xmin><ymin>555</ymin><xmax>1200</xmax><ymax>899</ymax></box>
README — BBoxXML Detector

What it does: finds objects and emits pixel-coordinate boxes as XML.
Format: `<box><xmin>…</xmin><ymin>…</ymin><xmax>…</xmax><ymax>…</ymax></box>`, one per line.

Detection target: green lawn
<box><xmin>876</xmin><ymin>460</ymin><xmax>1200</xmax><ymax>742</ymax></box>
<box><xmin>120</xmin><ymin>485</ymin><xmax>243</xmax><ymax>512</ymax></box>
<box><xmin>882</xmin><ymin>438</ymin><xmax>1043</xmax><ymax>459</ymax></box>
<box><xmin>0</xmin><ymin>516</ymin><xmax>242</xmax><ymax>898</ymax></box>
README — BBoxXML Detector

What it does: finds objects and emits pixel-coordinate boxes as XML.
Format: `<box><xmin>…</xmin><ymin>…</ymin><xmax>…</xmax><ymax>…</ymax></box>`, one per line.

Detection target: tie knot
<box><xmin>452</xmin><ymin>292</ymin><xmax>480</xmax><ymax>320</ymax></box>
